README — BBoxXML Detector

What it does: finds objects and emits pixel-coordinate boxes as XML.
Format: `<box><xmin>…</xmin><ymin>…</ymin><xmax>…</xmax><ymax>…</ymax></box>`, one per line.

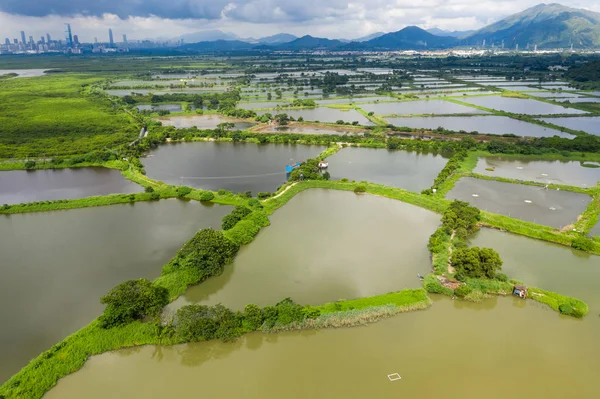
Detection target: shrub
<box><xmin>144</xmin><ymin>186</ymin><xmax>155</xmax><ymax>193</ymax></box>
<box><xmin>243</xmin><ymin>304</ymin><xmax>264</xmax><ymax>330</ymax></box>
<box><xmin>257</xmin><ymin>192</ymin><xmax>272</xmax><ymax>199</ymax></box>
<box><xmin>176</xmin><ymin>186</ymin><xmax>193</xmax><ymax>197</ymax></box>
<box><xmin>494</xmin><ymin>273</ymin><xmax>508</xmax><ymax>282</ymax></box>
<box><xmin>99</xmin><ymin>279</ymin><xmax>169</xmax><ymax>328</ymax></box>
<box><xmin>24</xmin><ymin>160</ymin><xmax>36</xmax><ymax>169</ymax></box>
<box><xmin>149</xmin><ymin>192</ymin><xmax>160</xmax><ymax>201</ymax></box>
<box><xmin>454</xmin><ymin>272</ymin><xmax>467</xmax><ymax>282</ymax></box>
<box><xmin>558</xmin><ymin>303</ymin><xmax>573</xmax><ymax>316</ymax></box>
<box><xmin>423</xmin><ymin>275</ymin><xmax>454</xmax><ymax>296</ymax></box>
<box><xmin>572</xmin><ymin>236</ymin><xmax>593</xmax><ymax>252</ymax></box>
<box><xmin>454</xmin><ymin>285</ymin><xmax>472</xmax><ymax>298</ymax></box>
<box><xmin>222</xmin><ymin>206</ymin><xmax>252</xmax><ymax>230</ymax></box>
<box><xmin>199</xmin><ymin>191</ymin><xmax>215</xmax><ymax>201</ymax></box>
<box><xmin>248</xmin><ymin>198</ymin><xmax>262</xmax><ymax>208</ymax></box>
<box><xmin>275</xmin><ymin>298</ymin><xmax>305</xmax><ymax>325</ymax></box>
<box><xmin>354</xmin><ymin>185</ymin><xmax>366</xmax><ymax>194</ymax></box>
<box><xmin>217</xmin><ymin>189</ymin><xmax>232</xmax><ymax>196</ymax></box>
<box><xmin>341</xmin><ymin>178</ymin><xmax>349</xmax><ymax>183</ymax></box>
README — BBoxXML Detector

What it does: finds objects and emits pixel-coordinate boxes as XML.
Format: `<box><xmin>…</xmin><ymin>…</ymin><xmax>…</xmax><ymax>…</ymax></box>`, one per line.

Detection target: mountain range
<box><xmin>177</xmin><ymin>3</ymin><xmax>600</xmax><ymax>52</ymax></box>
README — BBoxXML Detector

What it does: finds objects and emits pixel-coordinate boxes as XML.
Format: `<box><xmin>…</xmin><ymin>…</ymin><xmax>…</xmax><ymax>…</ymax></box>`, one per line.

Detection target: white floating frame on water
<box><xmin>387</xmin><ymin>373</ymin><xmax>402</xmax><ymax>381</ymax></box>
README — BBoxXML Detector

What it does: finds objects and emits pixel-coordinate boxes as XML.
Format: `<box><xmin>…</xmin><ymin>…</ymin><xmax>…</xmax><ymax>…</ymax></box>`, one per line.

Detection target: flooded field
<box><xmin>326</xmin><ymin>147</ymin><xmax>448</xmax><ymax>192</ymax></box>
<box><xmin>473</xmin><ymin>157</ymin><xmax>600</xmax><ymax>187</ymax></box>
<box><xmin>0</xmin><ymin>200</ymin><xmax>230</xmax><ymax>381</ymax></box>
<box><xmin>157</xmin><ymin>115</ymin><xmax>256</xmax><ymax>130</ymax></box>
<box><xmin>0</xmin><ymin>168</ymin><xmax>142</xmax><ymax>205</ymax></box>
<box><xmin>540</xmin><ymin>117</ymin><xmax>600</xmax><ymax>136</ymax></box>
<box><xmin>143</xmin><ymin>142</ymin><xmax>325</xmax><ymax>193</ymax></box>
<box><xmin>447</xmin><ymin>177</ymin><xmax>590</xmax><ymax>228</ymax></box>
<box><xmin>168</xmin><ymin>190</ymin><xmax>439</xmax><ymax>312</ymax></box>
<box><xmin>461</xmin><ymin>97</ymin><xmax>587</xmax><ymax>115</ymax></box>
<box><xmin>256</xmin><ymin>108</ymin><xmax>373</xmax><ymax>125</ymax></box>
<box><xmin>359</xmin><ymin>100</ymin><xmax>487</xmax><ymax>115</ymax></box>
<box><xmin>384</xmin><ymin>116</ymin><xmax>573</xmax><ymax>138</ymax></box>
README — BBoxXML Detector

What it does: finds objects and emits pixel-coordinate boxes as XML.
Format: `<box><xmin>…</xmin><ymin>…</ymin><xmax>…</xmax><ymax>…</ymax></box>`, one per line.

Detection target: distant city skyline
<box><xmin>0</xmin><ymin>1</ymin><xmax>599</xmax><ymax>42</ymax></box>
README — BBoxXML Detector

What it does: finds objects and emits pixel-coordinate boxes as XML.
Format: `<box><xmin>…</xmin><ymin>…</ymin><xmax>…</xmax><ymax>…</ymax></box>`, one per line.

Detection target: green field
<box><xmin>0</xmin><ymin>74</ymin><xmax>138</xmax><ymax>158</ymax></box>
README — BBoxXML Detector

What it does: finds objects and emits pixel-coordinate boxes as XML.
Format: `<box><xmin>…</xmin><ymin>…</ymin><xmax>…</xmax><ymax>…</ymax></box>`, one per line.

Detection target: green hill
<box><xmin>465</xmin><ymin>3</ymin><xmax>600</xmax><ymax>49</ymax></box>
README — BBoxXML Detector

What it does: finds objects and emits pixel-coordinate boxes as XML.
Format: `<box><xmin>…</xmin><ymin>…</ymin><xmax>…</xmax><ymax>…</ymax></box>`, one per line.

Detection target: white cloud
<box><xmin>0</xmin><ymin>0</ymin><xmax>599</xmax><ymax>42</ymax></box>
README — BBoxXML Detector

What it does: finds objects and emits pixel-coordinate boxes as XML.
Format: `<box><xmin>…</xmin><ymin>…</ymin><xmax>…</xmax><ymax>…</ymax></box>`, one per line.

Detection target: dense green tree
<box><xmin>176</xmin><ymin>228</ymin><xmax>240</xmax><ymax>277</ymax></box>
<box><xmin>451</xmin><ymin>247</ymin><xmax>503</xmax><ymax>279</ymax></box>
<box><xmin>99</xmin><ymin>279</ymin><xmax>169</xmax><ymax>328</ymax></box>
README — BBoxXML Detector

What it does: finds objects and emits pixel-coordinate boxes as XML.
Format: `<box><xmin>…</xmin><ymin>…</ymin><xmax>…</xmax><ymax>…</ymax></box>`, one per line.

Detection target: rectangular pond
<box><xmin>256</xmin><ymin>108</ymin><xmax>374</xmax><ymax>125</ymax></box>
<box><xmin>0</xmin><ymin>168</ymin><xmax>143</xmax><ymax>205</ymax></box>
<box><xmin>237</xmin><ymin>101</ymin><xmax>291</xmax><ymax>110</ymax></box>
<box><xmin>0</xmin><ymin>199</ymin><xmax>230</xmax><ymax>382</ymax></box>
<box><xmin>539</xmin><ymin>117</ymin><xmax>600</xmax><ymax>136</ymax></box>
<box><xmin>359</xmin><ymin>100</ymin><xmax>487</xmax><ymax>115</ymax></box>
<box><xmin>143</xmin><ymin>142</ymin><xmax>325</xmax><ymax>193</ymax></box>
<box><xmin>447</xmin><ymin>177</ymin><xmax>591</xmax><ymax>228</ymax></box>
<box><xmin>136</xmin><ymin>104</ymin><xmax>183</xmax><ymax>112</ymax></box>
<box><xmin>260</xmin><ymin>126</ymin><xmax>364</xmax><ymax>136</ymax></box>
<box><xmin>167</xmin><ymin>189</ymin><xmax>440</xmax><ymax>313</ymax></box>
<box><xmin>384</xmin><ymin>116</ymin><xmax>573</xmax><ymax>138</ymax></box>
<box><xmin>0</xmin><ymin>69</ymin><xmax>48</xmax><ymax>78</ymax></box>
<box><xmin>473</xmin><ymin>156</ymin><xmax>600</xmax><ymax>187</ymax></box>
<box><xmin>461</xmin><ymin>97</ymin><xmax>588</xmax><ymax>115</ymax></box>
<box><xmin>158</xmin><ymin>115</ymin><xmax>256</xmax><ymax>130</ymax></box>
<box><xmin>326</xmin><ymin>147</ymin><xmax>448</xmax><ymax>192</ymax></box>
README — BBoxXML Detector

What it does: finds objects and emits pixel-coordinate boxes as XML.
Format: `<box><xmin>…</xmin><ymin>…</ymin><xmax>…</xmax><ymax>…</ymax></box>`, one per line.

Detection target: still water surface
<box><xmin>359</xmin><ymin>100</ymin><xmax>487</xmax><ymax>115</ymax></box>
<box><xmin>0</xmin><ymin>200</ymin><xmax>230</xmax><ymax>382</ymax></box>
<box><xmin>384</xmin><ymin>116</ymin><xmax>573</xmax><ymax>138</ymax></box>
<box><xmin>143</xmin><ymin>142</ymin><xmax>325</xmax><ymax>193</ymax></box>
<box><xmin>256</xmin><ymin>108</ymin><xmax>373</xmax><ymax>125</ymax></box>
<box><xmin>473</xmin><ymin>157</ymin><xmax>600</xmax><ymax>187</ymax></box>
<box><xmin>168</xmin><ymin>190</ymin><xmax>439</xmax><ymax>312</ymax></box>
<box><xmin>326</xmin><ymin>147</ymin><xmax>448</xmax><ymax>192</ymax></box>
<box><xmin>447</xmin><ymin>177</ymin><xmax>590</xmax><ymax>228</ymax></box>
<box><xmin>540</xmin><ymin>117</ymin><xmax>600</xmax><ymax>136</ymax></box>
<box><xmin>0</xmin><ymin>168</ymin><xmax>142</xmax><ymax>205</ymax></box>
<box><xmin>462</xmin><ymin>97</ymin><xmax>587</xmax><ymax>115</ymax></box>
<box><xmin>158</xmin><ymin>115</ymin><xmax>256</xmax><ymax>130</ymax></box>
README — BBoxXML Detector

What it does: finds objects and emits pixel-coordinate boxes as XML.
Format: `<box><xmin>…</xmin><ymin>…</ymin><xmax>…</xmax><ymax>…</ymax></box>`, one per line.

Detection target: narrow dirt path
<box><xmin>269</xmin><ymin>182</ymin><xmax>298</xmax><ymax>200</ymax></box>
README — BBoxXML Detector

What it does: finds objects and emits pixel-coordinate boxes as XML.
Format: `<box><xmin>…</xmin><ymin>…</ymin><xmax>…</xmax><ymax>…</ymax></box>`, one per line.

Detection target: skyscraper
<box><xmin>4</xmin><ymin>38</ymin><xmax>10</xmax><ymax>46</ymax></box>
<box><xmin>46</xmin><ymin>33</ymin><xmax>51</xmax><ymax>43</ymax></box>
<box><xmin>41</xmin><ymin>36</ymin><xmax>45</xmax><ymax>44</ymax></box>
<box><xmin>64</xmin><ymin>23</ymin><xmax>73</xmax><ymax>47</ymax></box>
<box><xmin>28</xmin><ymin>36</ymin><xmax>34</xmax><ymax>44</ymax></box>
<box><xmin>20</xmin><ymin>31</ymin><xmax>26</xmax><ymax>44</ymax></box>
<box><xmin>122</xmin><ymin>34</ymin><xmax>127</xmax><ymax>44</ymax></box>
<box><xmin>108</xmin><ymin>28</ymin><xmax>114</xmax><ymax>47</ymax></box>
<box><xmin>73</xmin><ymin>35</ymin><xmax>79</xmax><ymax>45</ymax></box>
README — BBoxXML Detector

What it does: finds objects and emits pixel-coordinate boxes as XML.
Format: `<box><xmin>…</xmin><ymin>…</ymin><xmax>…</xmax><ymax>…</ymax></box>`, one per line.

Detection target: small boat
<box><xmin>318</xmin><ymin>160</ymin><xmax>329</xmax><ymax>169</ymax></box>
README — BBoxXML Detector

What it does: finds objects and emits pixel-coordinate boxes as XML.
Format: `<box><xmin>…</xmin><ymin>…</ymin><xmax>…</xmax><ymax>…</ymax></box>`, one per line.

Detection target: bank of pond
<box><xmin>0</xmin><ymin>200</ymin><xmax>230</xmax><ymax>382</ymax></box>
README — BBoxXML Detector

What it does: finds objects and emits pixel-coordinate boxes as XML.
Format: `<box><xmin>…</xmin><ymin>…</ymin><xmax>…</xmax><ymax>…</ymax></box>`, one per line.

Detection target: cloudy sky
<box><xmin>0</xmin><ymin>0</ymin><xmax>599</xmax><ymax>42</ymax></box>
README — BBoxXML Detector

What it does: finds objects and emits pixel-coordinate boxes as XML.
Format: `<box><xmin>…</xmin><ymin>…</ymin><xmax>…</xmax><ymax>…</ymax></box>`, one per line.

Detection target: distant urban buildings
<box><xmin>0</xmin><ymin>24</ymin><xmax>131</xmax><ymax>54</ymax></box>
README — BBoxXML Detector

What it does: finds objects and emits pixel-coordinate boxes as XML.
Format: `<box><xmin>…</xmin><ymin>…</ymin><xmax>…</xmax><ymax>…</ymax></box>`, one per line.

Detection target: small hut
<box><xmin>512</xmin><ymin>284</ymin><xmax>528</xmax><ymax>299</ymax></box>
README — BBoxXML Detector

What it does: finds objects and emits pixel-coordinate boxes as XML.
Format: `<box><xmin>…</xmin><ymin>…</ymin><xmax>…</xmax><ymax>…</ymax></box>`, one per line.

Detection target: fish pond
<box><xmin>136</xmin><ymin>104</ymin><xmax>183</xmax><ymax>112</ymax></box>
<box><xmin>143</xmin><ymin>142</ymin><xmax>325</xmax><ymax>193</ymax></box>
<box><xmin>0</xmin><ymin>168</ymin><xmax>142</xmax><ymax>205</ymax></box>
<box><xmin>539</xmin><ymin>117</ymin><xmax>600</xmax><ymax>136</ymax></box>
<box><xmin>260</xmin><ymin>126</ymin><xmax>364</xmax><ymax>135</ymax></box>
<box><xmin>384</xmin><ymin>116</ymin><xmax>573</xmax><ymax>138</ymax></box>
<box><xmin>447</xmin><ymin>177</ymin><xmax>590</xmax><ymax>228</ymax></box>
<box><xmin>359</xmin><ymin>100</ymin><xmax>487</xmax><ymax>115</ymax></box>
<box><xmin>256</xmin><ymin>108</ymin><xmax>374</xmax><ymax>125</ymax></box>
<box><xmin>326</xmin><ymin>147</ymin><xmax>448</xmax><ymax>192</ymax></box>
<box><xmin>461</xmin><ymin>97</ymin><xmax>587</xmax><ymax>115</ymax></box>
<box><xmin>157</xmin><ymin>115</ymin><xmax>256</xmax><ymax>130</ymax></box>
<box><xmin>473</xmin><ymin>156</ymin><xmax>600</xmax><ymax>187</ymax></box>
<box><xmin>167</xmin><ymin>189</ymin><xmax>439</xmax><ymax>312</ymax></box>
<box><xmin>0</xmin><ymin>200</ymin><xmax>230</xmax><ymax>382</ymax></box>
